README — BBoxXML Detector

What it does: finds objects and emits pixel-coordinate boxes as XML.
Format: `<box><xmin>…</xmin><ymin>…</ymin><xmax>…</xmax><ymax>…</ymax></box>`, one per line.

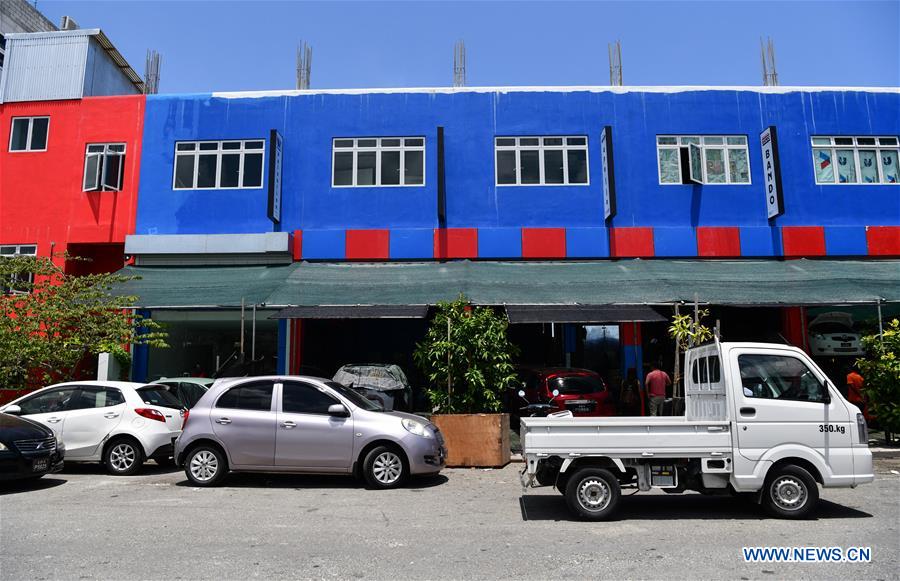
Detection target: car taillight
<box><xmin>135</xmin><ymin>408</ymin><xmax>166</xmax><ymax>423</ymax></box>
<box><xmin>856</xmin><ymin>413</ymin><xmax>868</xmax><ymax>445</ymax></box>
<box><xmin>181</xmin><ymin>409</ymin><xmax>190</xmax><ymax>429</ymax></box>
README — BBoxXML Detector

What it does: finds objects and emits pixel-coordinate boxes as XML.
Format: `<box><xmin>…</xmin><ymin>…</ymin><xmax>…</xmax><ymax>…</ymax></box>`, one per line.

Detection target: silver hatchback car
<box><xmin>174</xmin><ymin>376</ymin><xmax>446</xmax><ymax>488</ymax></box>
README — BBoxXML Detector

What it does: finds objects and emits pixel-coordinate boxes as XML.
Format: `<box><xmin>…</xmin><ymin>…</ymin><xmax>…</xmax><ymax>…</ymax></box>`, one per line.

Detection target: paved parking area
<box><xmin>2</xmin><ymin>458</ymin><xmax>898</xmax><ymax>580</ymax></box>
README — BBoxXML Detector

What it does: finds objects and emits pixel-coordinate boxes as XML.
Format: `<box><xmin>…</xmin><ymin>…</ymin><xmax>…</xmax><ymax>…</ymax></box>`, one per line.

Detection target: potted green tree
<box><xmin>414</xmin><ymin>295</ymin><xmax>518</xmax><ymax>467</ymax></box>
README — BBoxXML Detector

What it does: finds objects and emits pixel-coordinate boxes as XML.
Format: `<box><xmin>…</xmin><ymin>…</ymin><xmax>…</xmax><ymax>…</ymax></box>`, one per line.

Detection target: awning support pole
<box><xmin>240</xmin><ymin>297</ymin><xmax>246</xmax><ymax>357</ymax></box>
<box><xmin>252</xmin><ymin>303</ymin><xmax>257</xmax><ymax>361</ymax></box>
<box><xmin>674</xmin><ymin>304</ymin><xmax>681</xmax><ymax>400</ymax></box>
<box><xmin>877</xmin><ymin>299</ymin><xmax>884</xmax><ymax>343</ymax></box>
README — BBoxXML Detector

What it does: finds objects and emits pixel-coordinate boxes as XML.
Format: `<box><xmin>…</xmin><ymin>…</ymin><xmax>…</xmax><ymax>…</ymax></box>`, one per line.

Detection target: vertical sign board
<box><xmin>600</xmin><ymin>125</ymin><xmax>617</xmax><ymax>220</ymax></box>
<box><xmin>267</xmin><ymin>129</ymin><xmax>283</xmax><ymax>224</ymax></box>
<box><xmin>760</xmin><ymin>126</ymin><xmax>784</xmax><ymax>219</ymax></box>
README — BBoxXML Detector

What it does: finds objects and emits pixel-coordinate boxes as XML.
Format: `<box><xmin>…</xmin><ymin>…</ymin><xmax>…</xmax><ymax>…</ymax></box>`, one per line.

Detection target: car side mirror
<box><xmin>328</xmin><ymin>404</ymin><xmax>350</xmax><ymax>417</ymax></box>
<box><xmin>517</xmin><ymin>390</ymin><xmax>525</xmax><ymax>398</ymax></box>
<box><xmin>2</xmin><ymin>405</ymin><xmax>21</xmax><ymax>415</ymax></box>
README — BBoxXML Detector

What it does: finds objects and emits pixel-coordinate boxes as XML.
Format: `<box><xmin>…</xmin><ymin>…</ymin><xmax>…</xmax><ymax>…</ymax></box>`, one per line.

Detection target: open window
<box><xmin>83</xmin><ymin>143</ymin><xmax>125</xmax><ymax>192</ymax></box>
<box><xmin>658</xmin><ymin>135</ymin><xmax>750</xmax><ymax>185</ymax></box>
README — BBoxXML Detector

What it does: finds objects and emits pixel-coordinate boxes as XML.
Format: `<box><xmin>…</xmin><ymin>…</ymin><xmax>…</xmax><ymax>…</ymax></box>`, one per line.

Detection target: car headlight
<box><xmin>0</xmin><ymin>442</ymin><xmax>8</xmax><ymax>451</ymax></box>
<box><xmin>401</xmin><ymin>418</ymin><xmax>433</xmax><ymax>438</ymax></box>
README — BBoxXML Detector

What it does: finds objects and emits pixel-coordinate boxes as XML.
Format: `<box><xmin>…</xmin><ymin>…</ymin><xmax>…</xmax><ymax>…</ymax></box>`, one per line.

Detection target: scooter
<box><xmin>517</xmin><ymin>388</ymin><xmax>574</xmax><ymax>419</ymax></box>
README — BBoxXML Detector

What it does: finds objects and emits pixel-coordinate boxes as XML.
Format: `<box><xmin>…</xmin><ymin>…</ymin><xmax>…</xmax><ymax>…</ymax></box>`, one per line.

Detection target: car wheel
<box><xmin>185</xmin><ymin>446</ymin><xmax>227</xmax><ymax>487</ymax></box>
<box><xmin>763</xmin><ymin>464</ymin><xmax>819</xmax><ymax>519</ymax></box>
<box><xmin>363</xmin><ymin>446</ymin><xmax>407</xmax><ymax>489</ymax></box>
<box><xmin>104</xmin><ymin>438</ymin><xmax>144</xmax><ymax>476</ymax></box>
<box><xmin>564</xmin><ymin>468</ymin><xmax>621</xmax><ymax>520</ymax></box>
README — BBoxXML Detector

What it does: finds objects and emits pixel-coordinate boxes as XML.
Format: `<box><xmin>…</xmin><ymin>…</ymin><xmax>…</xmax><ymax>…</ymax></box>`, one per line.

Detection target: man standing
<box><xmin>846</xmin><ymin>366</ymin><xmax>866</xmax><ymax>419</ymax></box>
<box><xmin>645</xmin><ymin>363</ymin><xmax>671</xmax><ymax>416</ymax></box>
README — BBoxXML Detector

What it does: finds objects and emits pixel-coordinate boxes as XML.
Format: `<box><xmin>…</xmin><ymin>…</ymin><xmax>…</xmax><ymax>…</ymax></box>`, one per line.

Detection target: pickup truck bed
<box><xmin>521</xmin><ymin>416</ymin><xmax>733</xmax><ymax>458</ymax></box>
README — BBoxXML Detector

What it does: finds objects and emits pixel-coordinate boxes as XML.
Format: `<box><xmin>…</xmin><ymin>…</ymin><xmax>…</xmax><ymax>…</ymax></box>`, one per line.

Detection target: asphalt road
<box><xmin>2</xmin><ymin>458</ymin><xmax>898</xmax><ymax>580</ymax></box>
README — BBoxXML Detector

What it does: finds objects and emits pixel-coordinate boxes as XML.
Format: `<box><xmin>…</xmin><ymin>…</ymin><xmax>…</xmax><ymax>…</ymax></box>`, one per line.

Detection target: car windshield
<box><xmin>137</xmin><ymin>386</ymin><xmax>185</xmax><ymax>409</ymax></box>
<box><xmin>810</xmin><ymin>322</ymin><xmax>854</xmax><ymax>334</ymax></box>
<box><xmin>325</xmin><ymin>381</ymin><xmax>383</xmax><ymax>412</ymax></box>
<box><xmin>550</xmin><ymin>375</ymin><xmax>605</xmax><ymax>395</ymax></box>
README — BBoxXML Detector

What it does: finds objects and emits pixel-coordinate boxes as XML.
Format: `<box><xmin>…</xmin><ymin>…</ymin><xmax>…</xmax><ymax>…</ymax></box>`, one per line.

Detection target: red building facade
<box><xmin>0</xmin><ymin>96</ymin><xmax>145</xmax><ymax>273</ymax></box>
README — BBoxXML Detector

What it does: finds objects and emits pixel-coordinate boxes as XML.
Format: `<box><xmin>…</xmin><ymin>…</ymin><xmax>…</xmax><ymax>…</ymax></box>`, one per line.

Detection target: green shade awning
<box><xmin>115</xmin><ymin>259</ymin><xmax>900</xmax><ymax>310</ymax></box>
<box><xmin>113</xmin><ymin>264</ymin><xmax>294</xmax><ymax>308</ymax></box>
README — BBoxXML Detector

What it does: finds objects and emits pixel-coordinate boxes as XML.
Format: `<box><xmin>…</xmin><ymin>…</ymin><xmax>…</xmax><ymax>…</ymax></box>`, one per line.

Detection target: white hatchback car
<box><xmin>0</xmin><ymin>381</ymin><xmax>185</xmax><ymax>475</ymax></box>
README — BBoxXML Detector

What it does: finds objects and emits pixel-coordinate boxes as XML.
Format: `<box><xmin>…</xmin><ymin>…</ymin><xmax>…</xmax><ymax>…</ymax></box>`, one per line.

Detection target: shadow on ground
<box><xmin>519</xmin><ymin>493</ymin><xmax>873</xmax><ymax>522</ymax></box>
<box><xmin>0</xmin><ymin>477</ymin><xmax>67</xmax><ymax>495</ymax></box>
<box><xmin>58</xmin><ymin>461</ymin><xmax>180</xmax><ymax>476</ymax></box>
<box><xmin>174</xmin><ymin>472</ymin><xmax>449</xmax><ymax>491</ymax></box>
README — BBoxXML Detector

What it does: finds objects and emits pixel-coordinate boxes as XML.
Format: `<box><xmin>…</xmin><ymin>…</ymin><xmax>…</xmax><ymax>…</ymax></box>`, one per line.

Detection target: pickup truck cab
<box><xmin>520</xmin><ymin>341</ymin><xmax>873</xmax><ymax>520</ymax></box>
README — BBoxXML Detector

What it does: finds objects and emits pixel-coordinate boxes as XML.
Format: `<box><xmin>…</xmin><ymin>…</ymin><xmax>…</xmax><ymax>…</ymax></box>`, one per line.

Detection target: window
<box><xmin>69</xmin><ymin>387</ymin><xmax>125</xmax><ymax>410</ymax></box>
<box><xmin>738</xmin><ymin>354</ymin><xmax>828</xmax><ymax>403</ymax></box>
<box><xmin>137</xmin><ymin>386</ymin><xmax>185</xmax><ymax>409</ymax></box>
<box><xmin>692</xmin><ymin>356</ymin><xmax>721</xmax><ymax>384</ymax></box>
<box><xmin>1</xmin><ymin>244</ymin><xmax>37</xmax><ymax>294</ymax></box>
<box><xmin>83</xmin><ymin>143</ymin><xmax>125</xmax><ymax>192</ymax></box>
<box><xmin>215</xmin><ymin>382</ymin><xmax>274</xmax><ymax>411</ymax></box>
<box><xmin>657</xmin><ymin>135</ymin><xmax>750</xmax><ymax>184</ymax></box>
<box><xmin>173</xmin><ymin>140</ymin><xmax>265</xmax><ymax>189</ymax></box>
<box><xmin>811</xmin><ymin>136</ymin><xmax>899</xmax><ymax>184</ymax></box>
<box><xmin>332</xmin><ymin>137</ymin><xmax>425</xmax><ymax>187</ymax></box>
<box><xmin>9</xmin><ymin>117</ymin><xmax>49</xmax><ymax>152</ymax></box>
<box><xmin>17</xmin><ymin>388</ymin><xmax>77</xmax><ymax>415</ymax></box>
<box><xmin>281</xmin><ymin>382</ymin><xmax>339</xmax><ymax>414</ymax></box>
<box><xmin>495</xmin><ymin>136</ymin><xmax>589</xmax><ymax>186</ymax></box>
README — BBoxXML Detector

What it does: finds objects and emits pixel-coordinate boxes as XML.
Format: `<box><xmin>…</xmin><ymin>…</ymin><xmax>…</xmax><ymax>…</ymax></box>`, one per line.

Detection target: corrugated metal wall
<box><xmin>0</xmin><ymin>34</ymin><xmax>89</xmax><ymax>102</ymax></box>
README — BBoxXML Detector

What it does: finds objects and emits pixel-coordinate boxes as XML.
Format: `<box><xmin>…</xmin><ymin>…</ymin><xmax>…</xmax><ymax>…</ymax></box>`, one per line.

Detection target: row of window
<box><xmin>9</xmin><ymin>116</ymin><xmax>900</xmax><ymax>188</ymax></box>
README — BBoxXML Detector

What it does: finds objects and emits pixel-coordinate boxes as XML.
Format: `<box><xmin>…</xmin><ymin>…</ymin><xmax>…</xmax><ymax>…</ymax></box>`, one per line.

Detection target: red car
<box><xmin>513</xmin><ymin>367</ymin><xmax>616</xmax><ymax>418</ymax></box>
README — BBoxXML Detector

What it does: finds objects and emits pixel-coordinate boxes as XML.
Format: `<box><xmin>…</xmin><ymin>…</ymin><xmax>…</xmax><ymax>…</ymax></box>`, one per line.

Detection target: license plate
<box><xmin>32</xmin><ymin>458</ymin><xmax>49</xmax><ymax>472</ymax></box>
<box><xmin>571</xmin><ymin>405</ymin><xmax>592</xmax><ymax>413</ymax></box>
<box><xmin>841</xmin><ymin>343</ymin><xmax>851</xmax><ymax>347</ymax></box>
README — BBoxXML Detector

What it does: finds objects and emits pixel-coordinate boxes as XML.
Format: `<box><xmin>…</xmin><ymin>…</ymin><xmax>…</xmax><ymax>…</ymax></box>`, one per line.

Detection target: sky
<box><xmin>36</xmin><ymin>0</ymin><xmax>900</xmax><ymax>93</ymax></box>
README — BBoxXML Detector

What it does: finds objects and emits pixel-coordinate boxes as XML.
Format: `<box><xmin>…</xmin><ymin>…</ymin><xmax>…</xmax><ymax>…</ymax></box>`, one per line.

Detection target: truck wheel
<box><xmin>763</xmin><ymin>465</ymin><xmax>819</xmax><ymax>519</ymax></box>
<box><xmin>565</xmin><ymin>468</ymin><xmax>621</xmax><ymax>520</ymax></box>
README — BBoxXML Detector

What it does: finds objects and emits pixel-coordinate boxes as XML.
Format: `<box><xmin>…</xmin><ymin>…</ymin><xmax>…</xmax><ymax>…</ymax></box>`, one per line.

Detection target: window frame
<box><xmin>494</xmin><ymin>135</ymin><xmax>590</xmax><ymax>187</ymax></box>
<box><xmin>810</xmin><ymin>136</ymin><xmax>900</xmax><ymax>185</ymax></box>
<box><xmin>172</xmin><ymin>139</ymin><xmax>266</xmax><ymax>190</ymax></box>
<box><xmin>83</xmin><ymin>143</ymin><xmax>126</xmax><ymax>192</ymax></box>
<box><xmin>214</xmin><ymin>381</ymin><xmax>275</xmax><ymax>412</ymax></box>
<box><xmin>8</xmin><ymin>116</ymin><xmax>50</xmax><ymax>152</ymax></box>
<box><xmin>738</xmin><ymin>353</ymin><xmax>830</xmax><ymax>405</ymax></box>
<box><xmin>656</xmin><ymin>135</ymin><xmax>751</xmax><ymax>185</ymax></box>
<box><xmin>1</xmin><ymin>243</ymin><xmax>38</xmax><ymax>295</ymax></box>
<box><xmin>280</xmin><ymin>381</ymin><xmax>341</xmax><ymax>415</ymax></box>
<box><xmin>331</xmin><ymin>137</ymin><xmax>426</xmax><ymax>188</ymax></box>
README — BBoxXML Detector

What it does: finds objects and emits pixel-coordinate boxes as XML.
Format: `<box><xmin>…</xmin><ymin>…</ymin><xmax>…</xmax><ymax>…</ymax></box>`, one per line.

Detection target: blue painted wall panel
<box><xmin>390</xmin><ymin>229</ymin><xmax>434</xmax><ymax>260</ymax></box>
<box><xmin>824</xmin><ymin>226</ymin><xmax>868</xmax><ymax>256</ymax></box>
<box><xmin>137</xmin><ymin>89</ymin><xmax>900</xmax><ymax>244</ymax></box>
<box><xmin>653</xmin><ymin>227</ymin><xmax>697</xmax><ymax>257</ymax></box>
<box><xmin>566</xmin><ymin>227</ymin><xmax>610</xmax><ymax>258</ymax></box>
<box><xmin>739</xmin><ymin>227</ymin><xmax>784</xmax><ymax>257</ymax></box>
<box><xmin>477</xmin><ymin>228</ymin><xmax>522</xmax><ymax>258</ymax></box>
<box><xmin>301</xmin><ymin>229</ymin><xmax>345</xmax><ymax>260</ymax></box>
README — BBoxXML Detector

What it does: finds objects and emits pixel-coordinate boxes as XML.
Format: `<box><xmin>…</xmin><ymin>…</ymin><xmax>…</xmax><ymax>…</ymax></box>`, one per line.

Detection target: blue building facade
<box><xmin>134</xmin><ymin>86</ymin><xmax>900</xmax><ymax>261</ymax></box>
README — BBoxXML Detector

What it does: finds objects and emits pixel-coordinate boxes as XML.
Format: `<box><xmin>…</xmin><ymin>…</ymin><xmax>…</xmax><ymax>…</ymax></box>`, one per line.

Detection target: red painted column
<box><xmin>781</xmin><ymin>307</ymin><xmax>809</xmax><ymax>352</ymax></box>
<box><xmin>620</xmin><ymin>322</ymin><xmax>644</xmax><ymax>415</ymax></box>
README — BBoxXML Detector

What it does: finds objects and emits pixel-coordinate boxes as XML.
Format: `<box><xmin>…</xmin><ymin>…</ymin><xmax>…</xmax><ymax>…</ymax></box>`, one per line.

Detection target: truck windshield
<box><xmin>549</xmin><ymin>375</ymin><xmax>605</xmax><ymax>395</ymax></box>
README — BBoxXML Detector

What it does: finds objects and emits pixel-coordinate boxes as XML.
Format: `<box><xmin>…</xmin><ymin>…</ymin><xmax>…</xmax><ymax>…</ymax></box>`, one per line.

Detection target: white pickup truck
<box><xmin>520</xmin><ymin>341</ymin><xmax>874</xmax><ymax>520</ymax></box>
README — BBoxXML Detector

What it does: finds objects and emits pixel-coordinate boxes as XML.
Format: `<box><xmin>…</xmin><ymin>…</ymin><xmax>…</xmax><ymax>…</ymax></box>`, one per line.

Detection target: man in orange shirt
<box><xmin>645</xmin><ymin>363</ymin><xmax>672</xmax><ymax>416</ymax></box>
<box><xmin>846</xmin><ymin>366</ymin><xmax>865</xmax><ymax>412</ymax></box>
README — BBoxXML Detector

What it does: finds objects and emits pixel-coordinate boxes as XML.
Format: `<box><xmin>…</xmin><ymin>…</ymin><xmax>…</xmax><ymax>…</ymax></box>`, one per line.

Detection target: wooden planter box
<box><xmin>432</xmin><ymin>413</ymin><xmax>510</xmax><ymax>468</ymax></box>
